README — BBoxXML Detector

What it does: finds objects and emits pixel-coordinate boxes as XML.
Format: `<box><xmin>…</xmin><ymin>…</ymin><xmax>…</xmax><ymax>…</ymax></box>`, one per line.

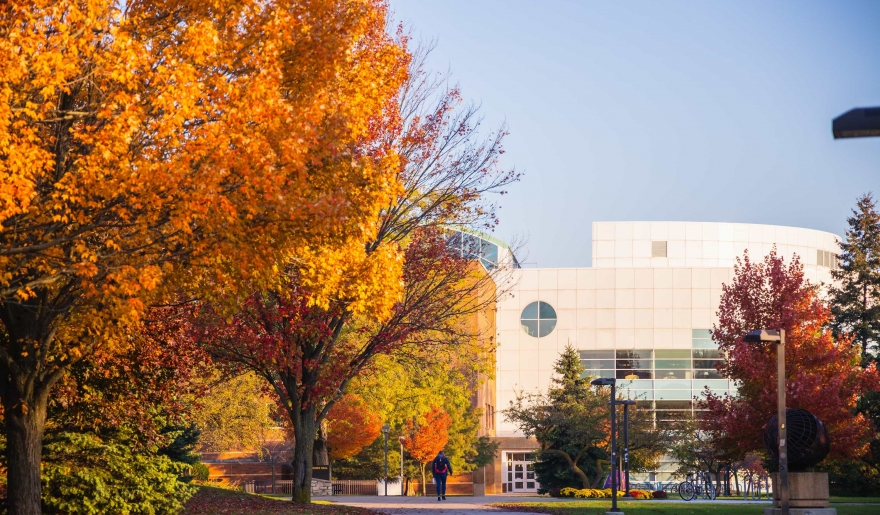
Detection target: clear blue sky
<box><xmin>390</xmin><ymin>0</ymin><xmax>880</xmax><ymax>267</ymax></box>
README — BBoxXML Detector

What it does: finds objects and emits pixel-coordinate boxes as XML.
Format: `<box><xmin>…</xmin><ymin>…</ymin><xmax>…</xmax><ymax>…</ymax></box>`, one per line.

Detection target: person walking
<box><xmin>431</xmin><ymin>450</ymin><xmax>453</xmax><ymax>501</ymax></box>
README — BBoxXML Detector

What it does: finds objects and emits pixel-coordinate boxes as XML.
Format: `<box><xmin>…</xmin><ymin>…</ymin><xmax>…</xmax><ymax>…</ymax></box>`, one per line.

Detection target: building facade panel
<box><xmin>493</xmin><ymin>221</ymin><xmax>840</xmax><ymax>491</ymax></box>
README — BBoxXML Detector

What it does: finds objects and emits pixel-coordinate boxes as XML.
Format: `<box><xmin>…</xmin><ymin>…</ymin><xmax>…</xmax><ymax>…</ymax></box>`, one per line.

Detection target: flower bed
<box><xmin>556</xmin><ymin>487</ymin><xmax>656</xmax><ymax>499</ymax></box>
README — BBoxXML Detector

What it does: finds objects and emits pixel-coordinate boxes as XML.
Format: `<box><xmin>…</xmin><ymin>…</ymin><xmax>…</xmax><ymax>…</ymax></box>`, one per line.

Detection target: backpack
<box><xmin>434</xmin><ymin>459</ymin><xmax>448</xmax><ymax>474</ymax></box>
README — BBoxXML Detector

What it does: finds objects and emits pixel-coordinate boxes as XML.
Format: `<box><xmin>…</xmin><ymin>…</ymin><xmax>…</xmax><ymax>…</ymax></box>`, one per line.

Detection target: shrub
<box><xmin>629</xmin><ymin>489</ymin><xmax>653</xmax><ymax>499</ymax></box>
<box><xmin>41</xmin><ymin>432</ymin><xmax>196</xmax><ymax>515</ymax></box>
<box><xmin>190</xmin><ymin>463</ymin><xmax>211</xmax><ymax>481</ymax></box>
<box><xmin>547</xmin><ymin>487</ymin><xmax>562</xmax><ymax>497</ymax></box>
<box><xmin>652</xmin><ymin>489</ymin><xmax>668</xmax><ymax>499</ymax></box>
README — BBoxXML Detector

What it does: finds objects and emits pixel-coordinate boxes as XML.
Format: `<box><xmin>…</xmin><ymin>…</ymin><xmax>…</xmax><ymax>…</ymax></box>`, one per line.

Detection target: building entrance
<box><xmin>504</xmin><ymin>451</ymin><xmax>539</xmax><ymax>493</ymax></box>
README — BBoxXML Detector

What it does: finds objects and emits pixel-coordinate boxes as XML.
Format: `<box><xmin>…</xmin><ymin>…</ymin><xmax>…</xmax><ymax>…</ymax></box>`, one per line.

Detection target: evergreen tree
<box><xmin>830</xmin><ymin>193</ymin><xmax>880</xmax><ymax>365</ymax></box>
<box><xmin>505</xmin><ymin>346</ymin><xmax>609</xmax><ymax>492</ymax></box>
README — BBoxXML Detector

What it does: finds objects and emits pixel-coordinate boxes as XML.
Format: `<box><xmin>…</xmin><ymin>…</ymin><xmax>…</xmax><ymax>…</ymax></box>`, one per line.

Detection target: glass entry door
<box><xmin>505</xmin><ymin>452</ymin><xmax>539</xmax><ymax>492</ymax></box>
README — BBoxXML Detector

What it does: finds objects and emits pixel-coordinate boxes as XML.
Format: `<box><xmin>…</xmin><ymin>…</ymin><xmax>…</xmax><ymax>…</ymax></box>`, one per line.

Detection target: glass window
<box><xmin>481</xmin><ymin>240</ymin><xmax>498</xmax><ymax>263</ymax></box>
<box><xmin>580</xmin><ymin>359</ymin><xmax>615</xmax><ymax>370</ymax></box>
<box><xmin>621</xmin><ymin>379</ymin><xmax>653</xmax><ymax>389</ymax></box>
<box><xmin>616</xmin><ymin>369</ymin><xmax>652</xmax><ymax>379</ymax></box>
<box><xmin>693</xmin><ymin>369</ymin><xmax>724</xmax><ymax>379</ymax></box>
<box><xmin>462</xmin><ymin>233</ymin><xmax>479</xmax><ymax>258</ymax></box>
<box><xmin>630</xmin><ymin>390</ymin><xmax>653</xmax><ymax>400</ymax></box>
<box><xmin>692</xmin><ymin>349</ymin><xmax>722</xmax><ymax>359</ymax></box>
<box><xmin>655</xmin><ymin>359</ymin><xmax>691</xmax><ymax>369</ymax></box>
<box><xmin>692</xmin><ymin>329</ymin><xmax>712</xmax><ymax>339</ymax></box>
<box><xmin>616</xmin><ymin>359</ymin><xmax>653</xmax><ymax>370</ymax></box>
<box><xmin>521</xmin><ymin>319</ymin><xmax>539</xmax><ymax>337</ymax></box>
<box><xmin>656</xmin><ymin>369</ymin><xmax>691</xmax><ymax>380</ymax></box>
<box><xmin>616</xmin><ymin>349</ymin><xmax>653</xmax><ymax>359</ymax></box>
<box><xmin>694</xmin><ymin>379</ymin><xmax>730</xmax><ymax>390</ymax></box>
<box><xmin>655</xmin><ymin>400</ymin><xmax>692</xmax><ymax>410</ymax></box>
<box><xmin>520</xmin><ymin>301</ymin><xmax>557</xmax><ymax>338</ymax></box>
<box><xmin>521</xmin><ymin>302</ymin><xmax>539</xmax><ymax>320</ymax></box>
<box><xmin>539</xmin><ymin>302</ymin><xmax>557</xmax><ymax>319</ymax></box>
<box><xmin>655</xmin><ymin>379</ymin><xmax>691</xmax><ymax>390</ymax></box>
<box><xmin>694</xmin><ymin>359</ymin><xmax>722</xmax><ymax>369</ymax></box>
<box><xmin>656</xmin><ymin>390</ymin><xmax>693</xmax><ymax>400</ymax></box>
<box><xmin>692</xmin><ymin>339</ymin><xmax>719</xmax><ymax>349</ymax></box>
<box><xmin>655</xmin><ymin>349</ymin><xmax>691</xmax><ymax>359</ymax></box>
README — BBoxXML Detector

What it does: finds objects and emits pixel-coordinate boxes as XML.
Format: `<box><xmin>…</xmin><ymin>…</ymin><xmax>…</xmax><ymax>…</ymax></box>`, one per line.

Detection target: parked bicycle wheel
<box><xmin>703</xmin><ymin>482</ymin><xmax>717</xmax><ymax>500</ymax></box>
<box><xmin>678</xmin><ymin>481</ymin><xmax>695</xmax><ymax>501</ymax></box>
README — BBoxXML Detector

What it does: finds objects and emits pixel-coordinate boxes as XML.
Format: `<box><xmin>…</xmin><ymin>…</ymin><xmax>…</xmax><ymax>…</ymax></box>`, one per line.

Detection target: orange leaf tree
<box><xmin>700</xmin><ymin>250</ymin><xmax>880</xmax><ymax>463</ymax></box>
<box><xmin>191</xmin><ymin>43</ymin><xmax>516</xmax><ymax>503</ymax></box>
<box><xmin>402</xmin><ymin>406</ymin><xmax>451</xmax><ymax>495</ymax></box>
<box><xmin>327</xmin><ymin>394</ymin><xmax>382</xmax><ymax>461</ymax></box>
<box><xmin>0</xmin><ymin>0</ymin><xmax>407</xmax><ymax>512</ymax></box>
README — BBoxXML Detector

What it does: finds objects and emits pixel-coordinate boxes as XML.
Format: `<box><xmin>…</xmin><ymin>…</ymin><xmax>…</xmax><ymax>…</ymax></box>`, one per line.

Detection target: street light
<box><xmin>833</xmin><ymin>107</ymin><xmax>880</xmax><ymax>139</ymax></box>
<box><xmin>381</xmin><ymin>425</ymin><xmax>390</xmax><ymax>497</ymax></box>
<box><xmin>591</xmin><ymin>377</ymin><xmax>621</xmax><ymax>514</ymax></box>
<box><xmin>743</xmin><ymin>329</ymin><xmax>788</xmax><ymax>515</ymax></box>
<box><xmin>615</xmin><ymin>399</ymin><xmax>637</xmax><ymax>498</ymax></box>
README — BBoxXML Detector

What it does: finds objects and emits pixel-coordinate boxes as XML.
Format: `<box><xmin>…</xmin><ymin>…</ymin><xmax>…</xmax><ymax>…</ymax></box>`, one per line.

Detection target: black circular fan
<box><xmin>763</xmin><ymin>408</ymin><xmax>830</xmax><ymax>471</ymax></box>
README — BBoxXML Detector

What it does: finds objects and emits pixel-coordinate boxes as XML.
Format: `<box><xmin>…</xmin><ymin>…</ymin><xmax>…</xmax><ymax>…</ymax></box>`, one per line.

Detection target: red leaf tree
<box><xmin>700</xmin><ymin>250</ymin><xmax>880</xmax><ymax>461</ymax></box>
<box><xmin>327</xmin><ymin>394</ymin><xmax>382</xmax><ymax>461</ymax></box>
<box><xmin>402</xmin><ymin>406</ymin><xmax>452</xmax><ymax>495</ymax></box>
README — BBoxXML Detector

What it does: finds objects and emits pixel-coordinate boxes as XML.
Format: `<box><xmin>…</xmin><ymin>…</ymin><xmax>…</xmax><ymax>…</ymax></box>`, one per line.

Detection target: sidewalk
<box><xmin>327</xmin><ymin>494</ymin><xmax>774</xmax><ymax>515</ymax></box>
<box><xmin>327</xmin><ymin>495</ymin><xmax>555</xmax><ymax>514</ymax></box>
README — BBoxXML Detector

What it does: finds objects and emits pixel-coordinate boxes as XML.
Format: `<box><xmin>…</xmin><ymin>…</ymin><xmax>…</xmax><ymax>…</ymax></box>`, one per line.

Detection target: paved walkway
<box><xmin>326</xmin><ymin>495</ymin><xmax>773</xmax><ymax>515</ymax></box>
<box><xmin>327</xmin><ymin>495</ymin><xmax>555</xmax><ymax>514</ymax></box>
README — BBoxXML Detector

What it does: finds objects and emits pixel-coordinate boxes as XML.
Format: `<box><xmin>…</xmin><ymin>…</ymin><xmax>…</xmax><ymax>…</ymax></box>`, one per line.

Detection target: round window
<box><xmin>520</xmin><ymin>301</ymin><xmax>557</xmax><ymax>338</ymax></box>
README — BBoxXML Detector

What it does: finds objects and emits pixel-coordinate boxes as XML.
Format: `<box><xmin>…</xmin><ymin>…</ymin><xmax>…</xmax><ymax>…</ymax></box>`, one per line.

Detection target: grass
<box><xmin>491</xmin><ymin>500</ymin><xmax>880</xmax><ymax>515</ymax></box>
<box><xmin>184</xmin><ymin>486</ymin><xmax>379</xmax><ymax>515</ymax></box>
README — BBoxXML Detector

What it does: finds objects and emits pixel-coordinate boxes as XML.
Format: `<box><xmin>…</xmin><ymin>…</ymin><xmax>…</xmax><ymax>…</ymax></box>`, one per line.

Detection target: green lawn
<box><xmin>491</xmin><ymin>500</ymin><xmax>880</xmax><ymax>515</ymax></box>
<box><xmin>185</xmin><ymin>486</ymin><xmax>379</xmax><ymax>515</ymax></box>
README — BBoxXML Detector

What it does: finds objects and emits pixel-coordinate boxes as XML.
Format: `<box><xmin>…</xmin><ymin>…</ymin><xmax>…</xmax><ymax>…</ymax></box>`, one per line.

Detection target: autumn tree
<box><xmin>402</xmin><ymin>406</ymin><xmax>452</xmax><ymax>495</ymax></box>
<box><xmin>700</xmin><ymin>250</ymin><xmax>880</xmax><ymax>462</ymax></box>
<box><xmin>0</xmin><ymin>0</ymin><xmax>408</xmax><ymax>511</ymax></box>
<box><xmin>188</xmin><ymin>372</ymin><xmax>278</xmax><ymax>454</ymax></box>
<box><xmin>195</xmin><ymin>41</ymin><xmax>517</xmax><ymax>503</ymax></box>
<box><xmin>3</xmin><ymin>306</ymin><xmax>213</xmax><ymax>513</ymax></box>
<box><xmin>327</xmin><ymin>394</ymin><xmax>382</xmax><ymax>461</ymax></box>
<box><xmin>332</xmin><ymin>340</ymin><xmax>496</xmax><ymax>484</ymax></box>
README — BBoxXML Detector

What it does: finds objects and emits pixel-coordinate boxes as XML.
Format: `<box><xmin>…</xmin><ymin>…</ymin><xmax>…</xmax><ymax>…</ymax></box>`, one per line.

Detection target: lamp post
<box><xmin>833</xmin><ymin>107</ymin><xmax>880</xmax><ymax>139</ymax></box>
<box><xmin>616</xmin><ymin>399</ymin><xmax>636</xmax><ymax>498</ymax></box>
<box><xmin>399</xmin><ymin>435</ymin><xmax>406</xmax><ymax>496</ymax></box>
<box><xmin>743</xmin><ymin>329</ymin><xmax>788</xmax><ymax>515</ymax></box>
<box><xmin>591</xmin><ymin>377</ymin><xmax>621</xmax><ymax>514</ymax></box>
<box><xmin>382</xmin><ymin>425</ymin><xmax>390</xmax><ymax>497</ymax></box>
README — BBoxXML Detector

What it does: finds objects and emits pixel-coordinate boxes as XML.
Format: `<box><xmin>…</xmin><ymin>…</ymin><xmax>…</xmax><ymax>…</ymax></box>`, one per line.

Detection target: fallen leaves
<box><xmin>184</xmin><ymin>486</ymin><xmax>381</xmax><ymax>515</ymax></box>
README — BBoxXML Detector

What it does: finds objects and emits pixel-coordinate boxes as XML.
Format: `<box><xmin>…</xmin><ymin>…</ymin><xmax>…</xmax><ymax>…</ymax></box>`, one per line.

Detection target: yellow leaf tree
<box><xmin>0</xmin><ymin>0</ymin><xmax>407</xmax><ymax>512</ymax></box>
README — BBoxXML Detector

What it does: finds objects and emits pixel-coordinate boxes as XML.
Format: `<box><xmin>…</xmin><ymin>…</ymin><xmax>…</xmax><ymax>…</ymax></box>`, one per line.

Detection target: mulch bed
<box><xmin>184</xmin><ymin>486</ymin><xmax>379</xmax><ymax>515</ymax></box>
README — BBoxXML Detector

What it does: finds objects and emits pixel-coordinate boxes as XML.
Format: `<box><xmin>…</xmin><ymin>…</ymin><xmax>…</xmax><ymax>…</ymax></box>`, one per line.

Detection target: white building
<box><xmin>490</xmin><ymin>221</ymin><xmax>840</xmax><ymax>494</ymax></box>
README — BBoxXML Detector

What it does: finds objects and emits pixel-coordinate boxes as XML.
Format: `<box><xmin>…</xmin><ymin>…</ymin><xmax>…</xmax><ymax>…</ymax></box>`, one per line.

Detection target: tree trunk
<box><xmin>291</xmin><ymin>407</ymin><xmax>317</xmax><ymax>503</ymax></box>
<box><xmin>313</xmin><ymin>421</ymin><xmax>329</xmax><ymax>468</ymax></box>
<box><xmin>420</xmin><ymin>462</ymin><xmax>427</xmax><ymax>496</ymax></box>
<box><xmin>2</xmin><ymin>381</ymin><xmax>49</xmax><ymax>515</ymax></box>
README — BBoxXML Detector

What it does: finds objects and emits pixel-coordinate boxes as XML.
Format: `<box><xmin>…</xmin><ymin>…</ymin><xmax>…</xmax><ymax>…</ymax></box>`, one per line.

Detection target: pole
<box><xmin>384</xmin><ymin>431</ymin><xmax>389</xmax><ymax>497</ymax></box>
<box><xmin>400</xmin><ymin>440</ymin><xmax>404</xmax><ymax>496</ymax></box>
<box><xmin>610</xmin><ymin>382</ymin><xmax>619</xmax><ymax>513</ymax></box>
<box><xmin>623</xmin><ymin>402</ymin><xmax>630</xmax><ymax>497</ymax></box>
<box><xmin>778</xmin><ymin>329</ymin><xmax>789</xmax><ymax>515</ymax></box>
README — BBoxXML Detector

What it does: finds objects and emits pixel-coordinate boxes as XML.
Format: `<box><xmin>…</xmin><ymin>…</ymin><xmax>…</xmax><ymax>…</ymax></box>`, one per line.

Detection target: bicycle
<box><xmin>678</xmin><ymin>471</ymin><xmax>716</xmax><ymax>501</ymax></box>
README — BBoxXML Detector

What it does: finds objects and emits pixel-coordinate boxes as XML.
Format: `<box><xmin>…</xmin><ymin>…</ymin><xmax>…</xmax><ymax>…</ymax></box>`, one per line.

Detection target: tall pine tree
<box><xmin>831</xmin><ymin>193</ymin><xmax>880</xmax><ymax>365</ymax></box>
